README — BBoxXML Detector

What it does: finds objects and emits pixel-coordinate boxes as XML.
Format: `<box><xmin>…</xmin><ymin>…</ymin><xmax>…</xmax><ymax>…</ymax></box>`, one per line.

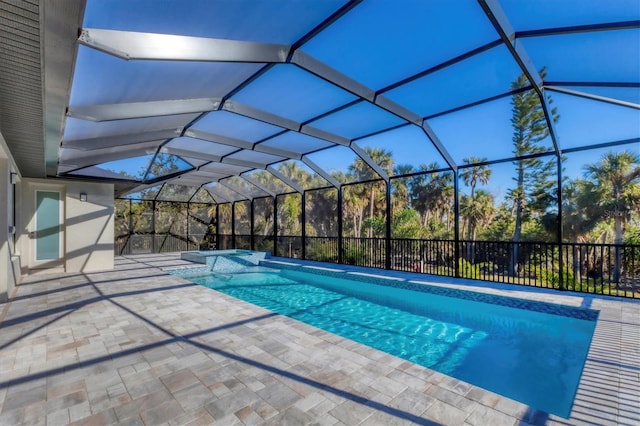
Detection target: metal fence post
<box><xmin>301</xmin><ymin>191</ymin><xmax>306</xmax><ymax>260</ymax></box>
<box><xmin>454</xmin><ymin>169</ymin><xmax>460</xmax><ymax>278</ymax></box>
<box><xmin>557</xmin><ymin>157</ymin><xmax>565</xmax><ymax>290</ymax></box>
<box><xmin>273</xmin><ymin>196</ymin><xmax>278</xmax><ymax>257</ymax></box>
<box><xmin>337</xmin><ymin>187</ymin><xmax>343</xmax><ymax>265</ymax></box>
<box><xmin>385</xmin><ymin>180</ymin><xmax>391</xmax><ymax>270</ymax></box>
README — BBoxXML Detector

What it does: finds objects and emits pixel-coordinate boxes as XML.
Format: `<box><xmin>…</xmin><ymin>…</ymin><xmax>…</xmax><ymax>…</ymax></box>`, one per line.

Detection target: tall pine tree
<box><xmin>508</xmin><ymin>69</ymin><xmax>559</xmax><ymax>275</ymax></box>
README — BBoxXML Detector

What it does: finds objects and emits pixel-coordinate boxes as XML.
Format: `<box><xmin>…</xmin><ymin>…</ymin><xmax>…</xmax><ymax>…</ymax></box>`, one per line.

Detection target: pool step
<box><xmin>180</xmin><ymin>250</ymin><xmax>270</xmax><ymax>272</ymax></box>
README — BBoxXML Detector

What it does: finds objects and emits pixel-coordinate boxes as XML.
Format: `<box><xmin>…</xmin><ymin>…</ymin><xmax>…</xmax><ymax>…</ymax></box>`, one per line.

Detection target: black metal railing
<box><xmin>305</xmin><ymin>236</ymin><xmax>339</xmax><ymax>263</ymax></box>
<box><xmin>277</xmin><ymin>236</ymin><xmax>303</xmax><ymax>258</ymax></box>
<box><xmin>254</xmin><ymin>235</ymin><xmax>274</xmax><ymax>252</ymax></box>
<box><xmin>235</xmin><ymin>234</ymin><xmax>251</xmax><ymax>250</ymax></box>
<box><xmin>217</xmin><ymin>234</ymin><xmax>232</xmax><ymax>250</ymax></box>
<box><xmin>391</xmin><ymin>238</ymin><xmax>456</xmax><ymax>276</ymax></box>
<box><xmin>116</xmin><ymin>231</ymin><xmax>640</xmax><ymax>298</ymax></box>
<box><xmin>342</xmin><ymin>237</ymin><xmax>386</xmax><ymax>268</ymax></box>
<box><xmin>115</xmin><ymin>233</ymin><xmax>215</xmax><ymax>255</ymax></box>
<box><xmin>560</xmin><ymin>242</ymin><xmax>640</xmax><ymax>297</ymax></box>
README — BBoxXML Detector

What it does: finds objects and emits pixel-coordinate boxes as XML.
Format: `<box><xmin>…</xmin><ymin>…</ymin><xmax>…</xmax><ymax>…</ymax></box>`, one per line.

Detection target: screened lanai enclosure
<box><xmin>47</xmin><ymin>1</ymin><xmax>640</xmax><ymax>296</ymax></box>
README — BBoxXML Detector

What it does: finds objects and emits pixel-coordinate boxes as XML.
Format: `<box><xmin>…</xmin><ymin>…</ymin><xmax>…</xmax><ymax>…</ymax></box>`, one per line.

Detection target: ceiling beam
<box><xmin>186</xmin><ymin>128</ymin><xmax>302</xmax><ymax>159</ymax></box>
<box><xmin>516</xmin><ymin>20</ymin><xmax>640</xmax><ymax>38</ymax></box>
<box><xmin>301</xmin><ymin>156</ymin><xmax>341</xmax><ymax>189</ymax></box>
<box><xmin>202</xmin><ymin>184</ymin><xmax>234</xmax><ymax>203</ymax></box>
<box><xmin>240</xmin><ymin>173</ymin><xmax>277</xmax><ymax>197</ymax></box>
<box><xmin>266</xmin><ymin>165</ymin><xmax>303</xmax><ymax>193</ymax></box>
<box><xmin>217</xmin><ymin>179</ymin><xmax>253</xmax><ymax>200</ymax></box>
<box><xmin>291</xmin><ymin>50</ymin><xmax>456</xmax><ymax>167</ymax></box>
<box><xmin>478</xmin><ymin>0</ymin><xmax>562</xmax><ymax>155</ymax></box>
<box><xmin>350</xmin><ymin>142</ymin><xmax>389</xmax><ymax>182</ymax></box>
<box><xmin>160</xmin><ymin>146</ymin><xmax>222</xmax><ymax>162</ymax></box>
<box><xmin>64</xmin><ymin>128</ymin><xmax>181</xmax><ymax>150</ymax></box>
<box><xmin>222</xmin><ymin>100</ymin><xmax>351</xmax><ymax>146</ymax></box>
<box><xmin>221</xmin><ymin>157</ymin><xmax>267</xmax><ymax>169</ymax></box>
<box><xmin>79</xmin><ymin>28</ymin><xmax>291</xmax><ymax>63</ymax></box>
<box><xmin>68</xmin><ymin>98</ymin><xmax>221</xmax><ymax>121</ymax></box>
<box><xmin>185</xmin><ymin>129</ymin><xmax>253</xmax><ymax>149</ymax></box>
<box><xmin>419</xmin><ymin>121</ymin><xmax>457</xmax><ymax>171</ymax></box>
<box><xmin>59</xmin><ymin>143</ymin><xmax>158</xmax><ymax>170</ymax></box>
<box><xmin>544</xmin><ymin>86</ymin><xmax>640</xmax><ymax>110</ymax></box>
<box><xmin>291</xmin><ymin>50</ymin><xmax>375</xmax><ymax>101</ymax></box>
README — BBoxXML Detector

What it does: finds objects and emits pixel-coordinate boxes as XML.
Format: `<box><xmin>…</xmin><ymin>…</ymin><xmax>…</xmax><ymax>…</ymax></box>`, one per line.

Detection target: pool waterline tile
<box><xmin>258</xmin><ymin>259</ymin><xmax>600</xmax><ymax>321</ymax></box>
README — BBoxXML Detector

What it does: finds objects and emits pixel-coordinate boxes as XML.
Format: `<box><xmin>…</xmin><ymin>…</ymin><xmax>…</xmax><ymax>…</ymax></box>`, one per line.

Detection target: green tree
<box><xmin>460</xmin><ymin>190</ymin><xmax>495</xmax><ymax>242</ymax></box>
<box><xmin>391</xmin><ymin>208</ymin><xmax>425</xmax><ymax>239</ymax></box>
<box><xmin>508</xmin><ymin>69</ymin><xmax>559</xmax><ymax>275</ymax></box>
<box><xmin>460</xmin><ymin>157</ymin><xmax>491</xmax><ymax>199</ymax></box>
<box><xmin>584</xmin><ymin>150</ymin><xmax>640</xmax><ymax>281</ymax></box>
<box><xmin>392</xmin><ymin>164</ymin><xmax>415</xmax><ymax>212</ymax></box>
<box><xmin>460</xmin><ymin>157</ymin><xmax>492</xmax><ymax>241</ymax></box>
<box><xmin>348</xmin><ymin>148</ymin><xmax>394</xmax><ymax>237</ymax></box>
<box><xmin>411</xmin><ymin>163</ymin><xmax>453</xmax><ymax>236</ymax></box>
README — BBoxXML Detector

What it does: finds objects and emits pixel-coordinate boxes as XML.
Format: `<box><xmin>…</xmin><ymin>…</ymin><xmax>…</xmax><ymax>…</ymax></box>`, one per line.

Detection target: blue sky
<box><xmin>73</xmin><ymin>0</ymin><xmax>639</xmax><ymax>198</ymax></box>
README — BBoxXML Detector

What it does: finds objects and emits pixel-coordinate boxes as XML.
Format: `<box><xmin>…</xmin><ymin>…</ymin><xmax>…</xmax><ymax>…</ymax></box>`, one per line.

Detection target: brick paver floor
<box><xmin>0</xmin><ymin>253</ymin><xmax>638</xmax><ymax>425</ymax></box>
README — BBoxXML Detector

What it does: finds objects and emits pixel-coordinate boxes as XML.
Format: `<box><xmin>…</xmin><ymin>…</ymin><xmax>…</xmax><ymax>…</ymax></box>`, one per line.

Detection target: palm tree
<box><xmin>460</xmin><ymin>157</ymin><xmax>492</xmax><ymax>248</ymax></box>
<box><xmin>460</xmin><ymin>190</ymin><xmax>494</xmax><ymax>241</ymax></box>
<box><xmin>348</xmin><ymin>147</ymin><xmax>394</xmax><ymax>237</ymax></box>
<box><xmin>392</xmin><ymin>164</ymin><xmax>415</xmax><ymax>212</ymax></box>
<box><xmin>278</xmin><ymin>161</ymin><xmax>312</xmax><ymax>190</ymax></box>
<box><xmin>584</xmin><ymin>150</ymin><xmax>640</xmax><ymax>282</ymax></box>
<box><xmin>460</xmin><ymin>157</ymin><xmax>491</xmax><ymax>199</ymax></box>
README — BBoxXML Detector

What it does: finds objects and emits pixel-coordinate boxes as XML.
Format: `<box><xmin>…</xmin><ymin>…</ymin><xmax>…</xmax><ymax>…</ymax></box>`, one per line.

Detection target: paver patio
<box><xmin>0</xmin><ymin>253</ymin><xmax>638</xmax><ymax>425</ymax></box>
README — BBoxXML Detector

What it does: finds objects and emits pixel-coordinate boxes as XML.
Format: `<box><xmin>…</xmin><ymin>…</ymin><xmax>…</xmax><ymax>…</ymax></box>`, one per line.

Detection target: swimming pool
<box><xmin>171</xmin><ymin>265</ymin><xmax>597</xmax><ymax>418</ymax></box>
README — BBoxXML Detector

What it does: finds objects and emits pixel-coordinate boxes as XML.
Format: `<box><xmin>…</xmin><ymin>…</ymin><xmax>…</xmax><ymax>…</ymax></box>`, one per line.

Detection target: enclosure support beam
<box><xmin>557</xmin><ymin>159</ymin><xmax>565</xmax><ymax>290</ymax></box>
<box><xmin>545</xmin><ymin>86</ymin><xmax>640</xmax><ymax>110</ymax></box>
<box><xmin>301</xmin><ymin>192</ymin><xmax>307</xmax><ymax>260</ymax></box>
<box><xmin>79</xmin><ymin>28</ymin><xmax>291</xmax><ymax>63</ymax></box>
<box><xmin>250</xmin><ymin>199</ymin><xmax>255</xmax><ymax>251</ymax></box>
<box><xmin>128</xmin><ymin>199</ymin><xmax>132</xmax><ymax>255</ymax></box>
<box><xmin>385</xmin><ymin>181</ymin><xmax>392</xmax><ymax>270</ymax></box>
<box><xmin>337</xmin><ymin>187</ymin><xmax>344</xmax><ymax>265</ymax></box>
<box><xmin>453</xmin><ymin>170</ymin><xmax>460</xmax><ymax>279</ymax></box>
<box><xmin>215</xmin><ymin>204</ymin><xmax>220</xmax><ymax>250</ymax></box>
<box><xmin>350</xmin><ymin>142</ymin><xmax>390</xmax><ymax>182</ymax></box>
<box><xmin>186</xmin><ymin>201</ymin><xmax>190</xmax><ymax>249</ymax></box>
<box><xmin>240</xmin><ymin>174</ymin><xmax>277</xmax><ymax>197</ymax></box>
<box><xmin>273</xmin><ymin>196</ymin><xmax>279</xmax><ymax>257</ymax></box>
<box><xmin>231</xmin><ymin>202</ymin><xmax>236</xmax><ymax>249</ymax></box>
<box><xmin>151</xmin><ymin>200</ymin><xmax>156</xmax><ymax>254</ymax></box>
<box><xmin>477</xmin><ymin>0</ymin><xmax>562</xmax><ymax>155</ymax></box>
<box><xmin>267</xmin><ymin>166</ymin><xmax>303</xmax><ymax>194</ymax></box>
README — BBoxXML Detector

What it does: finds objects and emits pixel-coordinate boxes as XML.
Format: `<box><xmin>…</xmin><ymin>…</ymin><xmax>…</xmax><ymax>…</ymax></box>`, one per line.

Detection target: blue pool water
<box><xmin>174</xmin><ymin>267</ymin><xmax>597</xmax><ymax>417</ymax></box>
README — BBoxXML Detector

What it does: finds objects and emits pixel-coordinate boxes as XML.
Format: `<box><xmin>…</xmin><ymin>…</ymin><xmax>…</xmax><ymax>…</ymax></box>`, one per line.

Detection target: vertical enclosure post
<box><xmin>301</xmin><ymin>191</ymin><xmax>306</xmax><ymax>260</ymax></box>
<box><xmin>186</xmin><ymin>201</ymin><xmax>190</xmax><ymax>250</ymax></box>
<box><xmin>151</xmin><ymin>200</ymin><xmax>156</xmax><ymax>253</ymax></box>
<box><xmin>215</xmin><ymin>204</ymin><xmax>220</xmax><ymax>250</ymax></box>
<box><xmin>128</xmin><ymin>199</ymin><xmax>132</xmax><ymax>255</ymax></box>
<box><xmin>231</xmin><ymin>202</ymin><xmax>236</xmax><ymax>249</ymax></box>
<box><xmin>454</xmin><ymin>169</ymin><xmax>460</xmax><ymax>278</ymax></box>
<box><xmin>337</xmin><ymin>187</ymin><xmax>343</xmax><ymax>265</ymax></box>
<box><xmin>557</xmin><ymin>157</ymin><xmax>565</xmax><ymax>290</ymax></box>
<box><xmin>385</xmin><ymin>181</ymin><xmax>391</xmax><ymax>270</ymax></box>
<box><xmin>250</xmin><ymin>199</ymin><xmax>255</xmax><ymax>251</ymax></box>
<box><xmin>273</xmin><ymin>196</ymin><xmax>278</xmax><ymax>257</ymax></box>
